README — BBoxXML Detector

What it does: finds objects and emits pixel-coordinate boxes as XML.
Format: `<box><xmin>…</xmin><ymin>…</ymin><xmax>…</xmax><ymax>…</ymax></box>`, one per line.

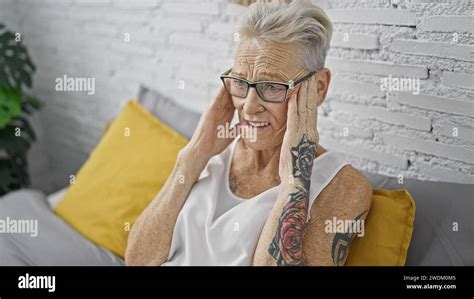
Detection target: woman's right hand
<box><xmin>180</xmin><ymin>86</ymin><xmax>238</xmax><ymax>167</ymax></box>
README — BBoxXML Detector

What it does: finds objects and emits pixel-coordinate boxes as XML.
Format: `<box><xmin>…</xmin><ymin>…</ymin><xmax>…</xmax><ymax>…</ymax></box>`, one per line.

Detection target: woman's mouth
<box><xmin>246</xmin><ymin>121</ymin><xmax>270</xmax><ymax>129</ymax></box>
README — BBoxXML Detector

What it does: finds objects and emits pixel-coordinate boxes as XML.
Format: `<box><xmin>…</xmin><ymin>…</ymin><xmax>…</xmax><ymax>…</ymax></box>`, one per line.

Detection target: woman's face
<box><xmin>231</xmin><ymin>39</ymin><xmax>308</xmax><ymax>151</ymax></box>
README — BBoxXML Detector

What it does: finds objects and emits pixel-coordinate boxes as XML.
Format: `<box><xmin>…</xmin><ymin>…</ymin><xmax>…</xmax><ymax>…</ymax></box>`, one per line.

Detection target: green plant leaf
<box><xmin>10</xmin><ymin>116</ymin><xmax>36</xmax><ymax>142</ymax></box>
<box><xmin>0</xmin><ymin>125</ymin><xmax>31</xmax><ymax>154</ymax></box>
<box><xmin>0</xmin><ymin>157</ymin><xmax>29</xmax><ymax>196</ymax></box>
<box><xmin>0</xmin><ymin>23</ymin><xmax>39</xmax><ymax>196</ymax></box>
<box><xmin>0</xmin><ymin>24</ymin><xmax>36</xmax><ymax>90</ymax></box>
<box><xmin>25</xmin><ymin>94</ymin><xmax>41</xmax><ymax>109</ymax></box>
<box><xmin>20</xmin><ymin>94</ymin><xmax>41</xmax><ymax>115</ymax></box>
<box><xmin>0</xmin><ymin>83</ymin><xmax>22</xmax><ymax>128</ymax></box>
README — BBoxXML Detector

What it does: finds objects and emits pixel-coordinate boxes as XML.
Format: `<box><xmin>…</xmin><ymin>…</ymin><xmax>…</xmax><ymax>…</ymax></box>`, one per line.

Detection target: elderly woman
<box><xmin>125</xmin><ymin>0</ymin><xmax>372</xmax><ymax>266</ymax></box>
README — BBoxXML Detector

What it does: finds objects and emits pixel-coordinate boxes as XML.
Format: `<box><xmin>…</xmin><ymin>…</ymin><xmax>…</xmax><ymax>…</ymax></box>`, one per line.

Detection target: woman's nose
<box><xmin>242</xmin><ymin>88</ymin><xmax>264</xmax><ymax>115</ymax></box>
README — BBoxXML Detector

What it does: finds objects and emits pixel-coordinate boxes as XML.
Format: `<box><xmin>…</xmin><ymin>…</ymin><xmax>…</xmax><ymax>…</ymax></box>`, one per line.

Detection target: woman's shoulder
<box><xmin>320</xmin><ymin>163</ymin><xmax>373</xmax><ymax>209</ymax></box>
<box><xmin>314</xmin><ymin>144</ymin><xmax>373</xmax><ymax>208</ymax></box>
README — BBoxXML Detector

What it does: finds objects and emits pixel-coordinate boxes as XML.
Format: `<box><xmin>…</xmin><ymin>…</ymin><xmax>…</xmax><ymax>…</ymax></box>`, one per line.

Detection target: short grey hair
<box><xmin>236</xmin><ymin>0</ymin><xmax>333</xmax><ymax>71</ymax></box>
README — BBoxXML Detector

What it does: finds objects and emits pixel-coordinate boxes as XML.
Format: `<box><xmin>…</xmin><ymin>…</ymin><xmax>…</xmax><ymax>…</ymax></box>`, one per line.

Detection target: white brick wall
<box><xmin>391</xmin><ymin>39</ymin><xmax>473</xmax><ymax>62</ymax></box>
<box><xmin>321</xmin><ymin>0</ymin><xmax>474</xmax><ymax>184</ymax></box>
<box><xmin>326</xmin><ymin>57</ymin><xmax>429</xmax><ymax>78</ymax></box>
<box><xmin>422</xmin><ymin>15</ymin><xmax>474</xmax><ymax>34</ymax></box>
<box><xmin>331</xmin><ymin>32</ymin><xmax>379</xmax><ymax>50</ymax></box>
<box><xmin>390</xmin><ymin>92</ymin><xmax>474</xmax><ymax>117</ymax></box>
<box><xmin>442</xmin><ymin>71</ymin><xmax>474</xmax><ymax>89</ymax></box>
<box><xmin>325</xmin><ymin>8</ymin><xmax>416</xmax><ymax>26</ymax></box>
<box><xmin>0</xmin><ymin>0</ymin><xmax>472</xmax><ymax>192</ymax></box>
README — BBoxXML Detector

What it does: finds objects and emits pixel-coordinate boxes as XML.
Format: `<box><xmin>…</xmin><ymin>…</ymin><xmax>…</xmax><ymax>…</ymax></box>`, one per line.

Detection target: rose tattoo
<box><xmin>290</xmin><ymin>134</ymin><xmax>317</xmax><ymax>189</ymax></box>
<box><xmin>269</xmin><ymin>187</ymin><xmax>308</xmax><ymax>266</ymax></box>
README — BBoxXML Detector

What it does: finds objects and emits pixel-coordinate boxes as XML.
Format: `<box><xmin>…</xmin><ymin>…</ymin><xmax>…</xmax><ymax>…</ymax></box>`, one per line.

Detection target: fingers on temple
<box><xmin>215</xmin><ymin>85</ymin><xmax>225</xmax><ymax>99</ymax></box>
<box><xmin>307</xmin><ymin>77</ymin><xmax>318</xmax><ymax>131</ymax></box>
<box><xmin>212</xmin><ymin>86</ymin><xmax>233</xmax><ymax>110</ymax></box>
<box><xmin>287</xmin><ymin>94</ymin><xmax>298</xmax><ymax>133</ymax></box>
<box><xmin>308</xmin><ymin>76</ymin><xmax>317</xmax><ymax>111</ymax></box>
<box><xmin>297</xmin><ymin>81</ymin><xmax>311</xmax><ymax>125</ymax></box>
<box><xmin>220</xmin><ymin>85</ymin><xmax>231</xmax><ymax>101</ymax></box>
<box><xmin>308</xmin><ymin>110</ymin><xmax>317</xmax><ymax>137</ymax></box>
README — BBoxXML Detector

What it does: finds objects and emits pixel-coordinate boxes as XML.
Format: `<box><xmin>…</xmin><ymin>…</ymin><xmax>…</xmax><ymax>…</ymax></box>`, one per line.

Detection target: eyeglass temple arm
<box><xmin>222</xmin><ymin>68</ymin><xmax>233</xmax><ymax>76</ymax></box>
<box><xmin>288</xmin><ymin>71</ymin><xmax>317</xmax><ymax>89</ymax></box>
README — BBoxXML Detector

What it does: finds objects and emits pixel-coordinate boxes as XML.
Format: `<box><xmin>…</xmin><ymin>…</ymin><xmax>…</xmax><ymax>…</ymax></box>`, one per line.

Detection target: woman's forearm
<box><xmin>254</xmin><ymin>132</ymin><xmax>317</xmax><ymax>266</ymax></box>
<box><xmin>253</xmin><ymin>181</ymin><xmax>310</xmax><ymax>266</ymax></box>
<box><xmin>125</xmin><ymin>149</ymin><xmax>208</xmax><ymax>266</ymax></box>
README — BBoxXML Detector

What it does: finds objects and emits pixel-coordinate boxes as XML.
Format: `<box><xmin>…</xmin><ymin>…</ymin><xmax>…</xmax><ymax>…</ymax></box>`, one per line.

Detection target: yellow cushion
<box><xmin>345</xmin><ymin>189</ymin><xmax>416</xmax><ymax>266</ymax></box>
<box><xmin>54</xmin><ymin>101</ymin><xmax>188</xmax><ymax>258</ymax></box>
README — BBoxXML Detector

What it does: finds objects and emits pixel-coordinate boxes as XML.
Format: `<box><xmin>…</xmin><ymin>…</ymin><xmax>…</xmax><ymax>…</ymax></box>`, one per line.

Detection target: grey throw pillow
<box><xmin>362</xmin><ymin>171</ymin><xmax>474</xmax><ymax>266</ymax></box>
<box><xmin>138</xmin><ymin>85</ymin><xmax>201</xmax><ymax>139</ymax></box>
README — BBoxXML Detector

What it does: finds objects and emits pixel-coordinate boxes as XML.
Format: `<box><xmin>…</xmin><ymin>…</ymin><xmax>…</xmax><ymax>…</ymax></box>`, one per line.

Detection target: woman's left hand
<box><xmin>279</xmin><ymin>77</ymin><xmax>319</xmax><ymax>188</ymax></box>
<box><xmin>262</xmin><ymin>76</ymin><xmax>319</xmax><ymax>266</ymax></box>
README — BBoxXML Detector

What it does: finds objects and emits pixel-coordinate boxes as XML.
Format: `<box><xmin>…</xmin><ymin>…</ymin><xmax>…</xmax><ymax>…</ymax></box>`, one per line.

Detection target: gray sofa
<box><xmin>361</xmin><ymin>171</ymin><xmax>473</xmax><ymax>266</ymax></box>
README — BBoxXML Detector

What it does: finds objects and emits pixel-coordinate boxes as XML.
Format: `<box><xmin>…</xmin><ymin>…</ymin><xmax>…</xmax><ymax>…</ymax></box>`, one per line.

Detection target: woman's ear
<box><xmin>315</xmin><ymin>68</ymin><xmax>331</xmax><ymax>106</ymax></box>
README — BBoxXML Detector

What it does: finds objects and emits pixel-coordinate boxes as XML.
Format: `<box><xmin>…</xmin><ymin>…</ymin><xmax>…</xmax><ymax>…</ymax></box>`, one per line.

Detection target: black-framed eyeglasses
<box><xmin>220</xmin><ymin>68</ymin><xmax>316</xmax><ymax>103</ymax></box>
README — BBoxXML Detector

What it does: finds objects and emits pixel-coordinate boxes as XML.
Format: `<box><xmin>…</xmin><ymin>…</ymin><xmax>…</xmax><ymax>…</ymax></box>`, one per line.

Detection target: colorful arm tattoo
<box><xmin>331</xmin><ymin>210</ymin><xmax>368</xmax><ymax>266</ymax></box>
<box><xmin>269</xmin><ymin>134</ymin><xmax>316</xmax><ymax>266</ymax></box>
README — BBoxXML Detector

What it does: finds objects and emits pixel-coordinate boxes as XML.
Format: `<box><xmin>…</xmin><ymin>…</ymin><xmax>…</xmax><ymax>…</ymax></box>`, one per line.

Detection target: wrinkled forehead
<box><xmin>232</xmin><ymin>39</ymin><xmax>304</xmax><ymax>82</ymax></box>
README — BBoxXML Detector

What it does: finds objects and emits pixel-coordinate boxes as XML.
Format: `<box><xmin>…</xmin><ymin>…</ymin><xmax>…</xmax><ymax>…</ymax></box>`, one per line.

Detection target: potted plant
<box><xmin>0</xmin><ymin>23</ymin><xmax>41</xmax><ymax>196</ymax></box>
